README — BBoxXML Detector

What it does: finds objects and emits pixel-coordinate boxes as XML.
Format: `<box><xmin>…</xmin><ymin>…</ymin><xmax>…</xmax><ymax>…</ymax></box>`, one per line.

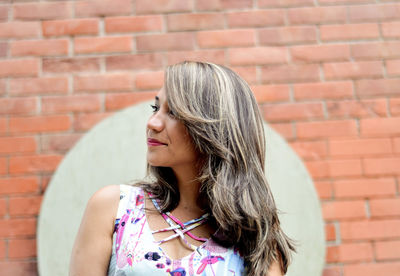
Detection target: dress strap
<box><xmin>148</xmin><ymin>192</ymin><xmax>210</xmax><ymax>251</ymax></box>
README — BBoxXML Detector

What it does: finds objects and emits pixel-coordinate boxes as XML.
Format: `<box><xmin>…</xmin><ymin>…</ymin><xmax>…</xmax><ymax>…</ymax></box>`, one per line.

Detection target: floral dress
<box><xmin>107</xmin><ymin>185</ymin><xmax>245</xmax><ymax>276</ymax></box>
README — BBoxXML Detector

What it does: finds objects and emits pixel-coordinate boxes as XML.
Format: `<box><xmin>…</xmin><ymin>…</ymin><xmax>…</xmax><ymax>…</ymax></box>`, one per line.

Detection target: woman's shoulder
<box><xmin>89</xmin><ymin>184</ymin><xmax>143</xmax><ymax>207</ymax></box>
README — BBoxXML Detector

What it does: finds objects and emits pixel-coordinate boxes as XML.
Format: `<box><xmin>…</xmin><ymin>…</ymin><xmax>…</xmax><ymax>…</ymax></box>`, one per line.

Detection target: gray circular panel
<box><xmin>37</xmin><ymin>101</ymin><xmax>325</xmax><ymax>276</ymax></box>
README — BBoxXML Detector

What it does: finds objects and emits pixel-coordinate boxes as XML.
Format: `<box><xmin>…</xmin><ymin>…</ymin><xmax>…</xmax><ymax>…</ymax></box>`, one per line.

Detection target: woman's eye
<box><xmin>150</xmin><ymin>104</ymin><xmax>159</xmax><ymax>113</ymax></box>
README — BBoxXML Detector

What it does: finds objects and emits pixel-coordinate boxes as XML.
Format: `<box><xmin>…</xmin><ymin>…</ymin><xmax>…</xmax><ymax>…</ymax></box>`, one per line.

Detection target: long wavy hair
<box><xmin>139</xmin><ymin>61</ymin><xmax>295</xmax><ymax>275</ymax></box>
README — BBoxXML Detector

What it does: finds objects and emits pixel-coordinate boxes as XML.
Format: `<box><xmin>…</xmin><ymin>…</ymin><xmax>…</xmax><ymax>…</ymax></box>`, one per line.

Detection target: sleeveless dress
<box><xmin>107</xmin><ymin>184</ymin><xmax>245</xmax><ymax>276</ymax></box>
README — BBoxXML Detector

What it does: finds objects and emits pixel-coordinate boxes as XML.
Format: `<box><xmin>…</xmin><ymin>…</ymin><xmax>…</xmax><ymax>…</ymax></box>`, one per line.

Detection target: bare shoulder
<box><xmin>89</xmin><ymin>185</ymin><xmax>120</xmax><ymax>208</ymax></box>
<box><xmin>85</xmin><ymin>185</ymin><xmax>120</xmax><ymax>227</ymax></box>
<box><xmin>69</xmin><ymin>185</ymin><xmax>121</xmax><ymax>275</ymax></box>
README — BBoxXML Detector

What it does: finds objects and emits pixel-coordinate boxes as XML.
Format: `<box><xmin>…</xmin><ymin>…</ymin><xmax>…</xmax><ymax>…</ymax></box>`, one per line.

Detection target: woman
<box><xmin>69</xmin><ymin>61</ymin><xmax>294</xmax><ymax>276</ymax></box>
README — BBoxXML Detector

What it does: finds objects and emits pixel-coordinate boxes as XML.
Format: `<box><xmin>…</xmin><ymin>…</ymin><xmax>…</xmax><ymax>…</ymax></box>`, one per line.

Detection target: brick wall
<box><xmin>0</xmin><ymin>0</ymin><xmax>399</xmax><ymax>275</ymax></box>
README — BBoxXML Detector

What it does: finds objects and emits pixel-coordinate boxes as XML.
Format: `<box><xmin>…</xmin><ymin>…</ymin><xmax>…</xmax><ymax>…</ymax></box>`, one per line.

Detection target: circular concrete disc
<box><xmin>37</xmin><ymin>101</ymin><xmax>325</xmax><ymax>276</ymax></box>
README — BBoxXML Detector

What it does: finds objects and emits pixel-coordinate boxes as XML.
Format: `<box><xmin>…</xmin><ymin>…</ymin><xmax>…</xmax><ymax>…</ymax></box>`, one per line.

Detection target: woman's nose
<box><xmin>147</xmin><ymin>112</ymin><xmax>164</xmax><ymax>132</ymax></box>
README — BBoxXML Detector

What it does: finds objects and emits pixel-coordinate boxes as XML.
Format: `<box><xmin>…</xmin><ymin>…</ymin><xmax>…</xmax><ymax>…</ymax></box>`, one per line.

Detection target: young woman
<box><xmin>69</xmin><ymin>61</ymin><xmax>294</xmax><ymax>276</ymax></box>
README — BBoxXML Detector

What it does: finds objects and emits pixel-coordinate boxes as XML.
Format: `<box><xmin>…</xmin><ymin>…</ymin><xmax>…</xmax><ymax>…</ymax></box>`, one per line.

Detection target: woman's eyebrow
<box><xmin>154</xmin><ymin>96</ymin><xmax>159</xmax><ymax>103</ymax></box>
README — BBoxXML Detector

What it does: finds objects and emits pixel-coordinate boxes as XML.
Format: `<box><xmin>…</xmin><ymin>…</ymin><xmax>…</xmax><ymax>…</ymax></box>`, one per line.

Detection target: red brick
<box><xmin>106</xmin><ymin>15</ymin><xmax>162</xmax><ymax>33</ymax></box>
<box><xmin>0</xmin><ymin>262</ymin><xmax>37</xmax><ymax>275</ymax></box>
<box><xmin>319</xmin><ymin>0</ymin><xmax>374</xmax><ymax>3</ymax></box>
<box><xmin>0</xmin><ymin>79</ymin><xmax>5</xmax><ymax>96</ymax></box>
<box><xmin>74</xmin><ymin>73</ymin><xmax>133</xmax><ymax>92</ymax></box>
<box><xmin>0</xmin><ymin>5</ymin><xmax>7</xmax><ymax>21</ymax></box>
<box><xmin>329</xmin><ymin>159</ymin><xmax>363</xmax><ymax>177</ymax></box>
<box><xmin>326</xmin><ymin>242</ymin><xmax>373</xmax><ymax>263</ymax></box>
<box><xmin>10</xmin><ymin>77</ymin><xmax>68</xmax><ymax>96</ymax></box>
<box><xmin>41</xmin><ymin>134</ymin><xmax>82</xmax><ymax>153</ymax></box>
<box><xmin>290</xmin><ymin>140</ymin><xmax>328</xmax><ymax>160</ymax></box>
<box><xmin>375</xmin><ymin>240</ymin><xmax>400</xmax><ymax>260</ymax></box>
<box><xmin>361</xmin><ymin>117</ymin><xmax>400</xmax><ymax>136</ymax></box>
<box><xmin>0</xmin><ymin>177</ymin><xmax>39</xmax><ymax>195</ymax></box>
<box><xmin>394</xmin><ymin>138</ymin><xmax>400</xmax><ymax>154</ymax></box>
<box><xmin>291</xmin><ymin>44</ymin><xmax>350</xmax><ymax>63</ymax></box>
<box><xmin>351</xmin><ymin>42</ymin><xmax>400</xmax><ymax>60</ymax></box>
<box><xmin>323</xmin><ymin>200</ymin><xmax>366</xmax><ymax>220</ymax></box>
<box><xmin>262</xmin><ymin>102</ymin><xmax>324</xmax><ymax>122</ymax></box>
<box><xmin>270</xmin><ymin>123</ymin><xmax>294</xmax><ymax>140</ymax></box>
<box><xmin>231</xmin><ymin>66</ymin><xmax>257</xmax><ymax>84</ymax></box>
<box><xmin>297</xmin><ymin>120</ymin><xmax>358</xmax><ymax>139</ymax></box>
<box><xmin>42</xmin><ymin>95</ymin><xmax>101</xmax><ymax>114</ymax></box>
<box><xmin>334</xmin><ymin>178</ymin><xmax>396</xmax><ymax>199</ymax></box>
<box><xmin>167</xmin><ymin>13</ymin><xmax>224</xmax><ymax>31</ymax></box>
<box><xmin>73</xmin><ymin>113</ymin><xmax>112</xmax><ymax>131</ymax></box>
<box><xmin>349</xmin><ymin>4</ymin><xmax>400</xmax><ymax>22</ymax></box>
<box><xmin>324</xmin><ymin>61</ymin><xmax>382</xmax><ymax>80</ymax></box>
<box><xmin>0</xmin><ymin>42</ymin><xmax>6</xmax><ymax>58</ymax></box>
<box><xmin>8</xmin><ymin>238</ymin><xmax>36</xmax><ymax>259</ymax></box>
<box><xmin>341</xmin><ymin>219</ymin><xmax>400</xmax><ymax>240</ymax></box>
<box><xmin>0</xmin><ymin>157</ymin><xmax>6</xmax><ymax>175</ymax></box>
<box><xmin>261</xmin><ymin>64</ymin><xmax>319</xmax><ymax>83</ymax></box>
<box><xmin>137</xmin><ymin>33</ymin><xmax>194</xmax><ymax>51</ymax></box>
<box><xmin>382</xmin><ymin>22</ymin><xmax>400</xmax><ymax>38</ymax></box>
<box><xmin>9</xmin><ymin>196</ymin><xmax>42</xmax><ymax>216</ymax></box>
<box><xmin>315</xmin><ymin>180</ymin><xmax>333</xmax><ymax>199</ymax></box>
<box><xmin>288</xmin><ymin>6</ymin><xmax>346</xmax><ymax>25</ymax></box>
<box><xmin>136</xmin><ymin>0</ymin><xmax>191</xmax><ymax>14</ymax></box>
<box><xmin>75</xmin><ymin>36</ymin><xmax>132</xmax><ymax>54</ymax></box>
<box><xmin>11</xmin><ymin>39</ymin><xmax>68</xmax><ymax>57</ymax></box>
<box><xmin>9</xmin><ymin>155</ymin><xmax>62</xmax><ymax>174</ymax></box>
<box><xmin>356</xmin><ymin>79</ymin><xmax>400</xmax><ymax>97</ymax></box>
<box><xmin>386</xmin><ymin>59</ymin><xmax>400</xmax><ymax>76</ymax></box>
<box><xmin>294</xmin><ymin>82</ymin><xmax>353</xmax><ymax>100</ymax></box>
<box><xmin>320</xmin><ymin>23</ymin><xmax>379</xmax><ymax>41</ymax></box>
<box><xmin>227</xmin><ymin>10</ymin><xmax>285</xmax><ymax>28</ymax></box>
<box><xmin>0</xmin><ymin>198</ymin><xmax>6</xmax><ymax>217</ymax></box>
<box><xmin>229</xmin><ymin>47</ymin><xmax>287</xmax><ymax>66</ymax></box>
<box><xmin>0</xmin><ymin>98</ymin><xmax>36</xmax><ymax>116</ymax></box>
<box><xmin>0</xmin><ymin>239</ymin><xmax>4</xmax><ymax>259</ymax></box>
<box><xmin>40</xmin><ymin>134</ymin><xmax>82</xmax><ymax>153</ymax></box>
<box><xmin>0</xmin><ymin>137</ymin><xmax>36</xmax><ymax>154</ymax></box>
<box><xmin>250</xmin><ymin>85</ymin><xmax>290</xmax><ymax>103</ymax></box>
<box><xmin>135</xmin><ymin>71</ymin><xmax>164</xmax><ymax>90</ymax></box>
<box><xmin>259</xmin><ymin>0</ymin><xmax>314</xmax><ymax>7</ymax></box>
<box><xmin>391</xmin><ymin>98</ymin><xmax>400</xmax><ymax>115</ymax></box>
<box><xmin>196</xmin><ymin>0</ymin><xmax>253</xmax><ymax>10</ymax></box>
<box><xmin>0</xmin><ymin>21</ymin><xmax>40</xmax><ymax>38</ymax></box>
<box><xmin>344</xmin><ymin>262</ymin><xmax>400</xmax><ymax>276</ymax></box>
<box><xmin>259</xmin><ymin>26</ymin><xmax>317</xmax><ymax>46</ymax></box>
<box><xmin>0</xmin><ymin>218</ymin><xmax>36</xmax><ymax>237</ymax></box>
<box><xmin>75</xmin><ymin>0</ymin><xmax>132</xmax><ymax>17</ymax></box>
<box><xmin>363</xmin><ymin>157</ymin><xmax>400</xmax><ymax>176</ymax></box>
<box><xmin>304</xmin><ymin>160</ymin><xmax>329</xmax><ymax>179</ymax></box>
<box><xmin>323</xmin><ymin>266</ymin><xmax>342</xmax><ymax>276</ymax></box>
<box><xmin>0</xmin><ymin>118</ymin><xmax>6</xmax><ymax>135</ymax></box>
<box><xmin>43</xmin><ymin>57</ymin><xmax>100</xmax><ymax>73</ymax></box>
<box><xmin>325</xmin><ymin>223</ymin><xmax>336</xmax><ymax>241</ymax></box>
<box><xmin>370</xmin><ymin>198</ymin><xmax>400</xmax><ymax>217</ymax></box>
<box><xmin>330</xmin><ymin>138</ymin><xmax>392</xmax><ymax>157</ymax></box>
<box><xmin>166</xmin><ymin>50</ymin><xmax>225</xmax><ymax>66</ymax></box>
<box><xmin>105</xmin><ymin>91</ymin><xmax>157</xmax><ymax>111</ymax></box>
<box><xmin>197</xmin><ymin>29</ymin><xmax>255</xmax><ymax>48</ymax></box>
<box><xmin>0</xmin><ymin>59</ymin><xmax>38</xmax><ymax>77</ymax></box>
<box><xmin>106</xmin><ymin>53</ymin><xmax>163</xmax><ymax>71</ymax></box>
<box><xmin>9</xmin><ymin>115</ymin><xmax>71</xmax><ymax>134</ymax></box>
<box><xmin>42</xmin><ymin>18</ymin><xmax>98</xmax><ymax>37</ymax></box>
<box><xmin>14</xmin><ymin>1</ymin><xmax>71</xmax><ymax>20</ymax></box>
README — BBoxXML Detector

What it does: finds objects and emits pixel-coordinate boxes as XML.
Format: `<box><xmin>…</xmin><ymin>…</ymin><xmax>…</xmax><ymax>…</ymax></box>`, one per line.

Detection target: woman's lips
<box><xmin>147</xmin><ymin>138</ymin><xmax>167</xmax><ymax>146</ymax></box>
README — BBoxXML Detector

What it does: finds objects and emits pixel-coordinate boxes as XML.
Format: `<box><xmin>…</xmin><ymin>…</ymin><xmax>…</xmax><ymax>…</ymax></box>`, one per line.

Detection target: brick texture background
<box><xmin>0</xmin><ymin>0</ymin><xmax>399</xmax><ymax>275</ymax></box>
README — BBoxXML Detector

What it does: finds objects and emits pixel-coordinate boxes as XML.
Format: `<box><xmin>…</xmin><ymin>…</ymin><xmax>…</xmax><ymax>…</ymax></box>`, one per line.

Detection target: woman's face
<box><xmin>146</xmin><ymin>88</ymin><xmax>199</xmax><ymax>169</ymax></box>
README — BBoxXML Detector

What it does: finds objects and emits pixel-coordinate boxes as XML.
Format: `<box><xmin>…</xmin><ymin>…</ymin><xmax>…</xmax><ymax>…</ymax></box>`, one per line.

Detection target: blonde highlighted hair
<box><xmin>141</xmin><ymin>61</ymin><xmax>294</xmax><ymax>275</ymax></box>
